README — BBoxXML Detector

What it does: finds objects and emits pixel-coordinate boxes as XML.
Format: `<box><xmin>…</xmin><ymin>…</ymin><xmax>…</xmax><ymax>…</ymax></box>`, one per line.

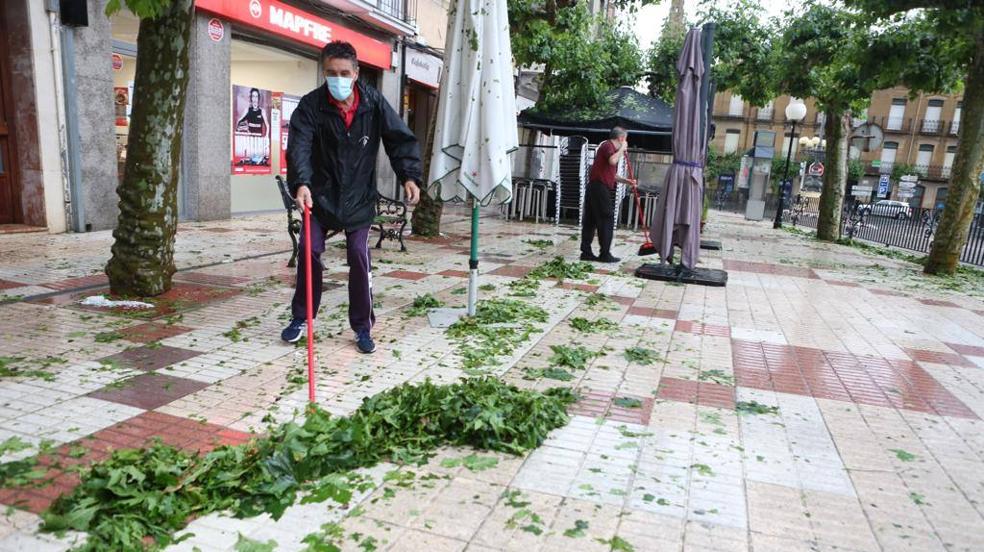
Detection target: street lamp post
<box><xmin>774</xmin><ymin>100</ymin><xmax>807</xmax><ymax>229</ymax></box>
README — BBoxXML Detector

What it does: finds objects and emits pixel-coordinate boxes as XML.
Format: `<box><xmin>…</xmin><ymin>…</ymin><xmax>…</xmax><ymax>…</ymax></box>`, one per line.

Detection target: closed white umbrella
<box><xmin>429</xmin><ymin>0</ymin><xmax>518</xmax><ymax>315</ymax></box>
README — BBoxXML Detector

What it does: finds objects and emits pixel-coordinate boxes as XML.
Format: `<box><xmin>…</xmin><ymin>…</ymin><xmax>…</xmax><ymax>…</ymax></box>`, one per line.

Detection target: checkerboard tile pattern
<box><xmin>733</xmin><ymin>340</ymin><xmax>977</xmax><ymax>418</ymax></box>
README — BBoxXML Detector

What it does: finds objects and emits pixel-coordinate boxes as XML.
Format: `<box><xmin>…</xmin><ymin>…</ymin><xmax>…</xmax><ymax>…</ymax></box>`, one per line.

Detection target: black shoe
<box><xmin>356</xmin><ymin>331</ymin><xmax>376</xmax><ymax>354</ymax></box>
<box><xmin>597</xmin><ymin>255</ymin><xmax>621</xmax><ymax>263</ymax></box>
<box><xmin>580</xmin><ymin>252</ymin><xmax>599</xmax><ymax>262</ymax></box>
<box><xmin>281</xmin><ymin>318</ymin><xmax>306</xmax><ymax>343</ymax></box>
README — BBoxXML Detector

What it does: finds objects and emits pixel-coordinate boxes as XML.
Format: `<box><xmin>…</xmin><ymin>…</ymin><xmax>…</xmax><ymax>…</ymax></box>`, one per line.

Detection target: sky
<box><xmin>631</xmin><ymin>0</ymin><xmax>790</xmax><ymax>52</ymax></box>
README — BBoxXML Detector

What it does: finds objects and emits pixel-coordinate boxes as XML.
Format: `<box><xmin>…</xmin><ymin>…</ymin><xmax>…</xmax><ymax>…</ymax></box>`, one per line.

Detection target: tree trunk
<box><xmin>411</xmin><ymin>106</ymin><xmax>443</xmax><ymax>237</ymax></box>
<box><xmin>105</xmin><ymin>0</ymin><xmax>194</xmax><ymax>296</ymax></box>
<box><xmin>925</xmin><ymin>26</ymin><xmax>984</xmax><ymax>274</ymax></box>
<box><xmin>815</xmin><ymin>111</ymin><xmax>850</xmax><ymax>241</ymax></box>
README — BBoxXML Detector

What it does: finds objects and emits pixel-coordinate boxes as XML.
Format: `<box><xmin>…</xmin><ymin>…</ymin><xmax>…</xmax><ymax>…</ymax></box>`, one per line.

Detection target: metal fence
<box><xmin>778</xmin><ymin>196</ymin><xmax>984</xmax><ymax>266</ymax></box>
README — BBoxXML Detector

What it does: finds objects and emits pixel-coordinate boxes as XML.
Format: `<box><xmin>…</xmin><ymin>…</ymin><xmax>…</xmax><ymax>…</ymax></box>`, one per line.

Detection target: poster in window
<box><xmin>279</xmin><ymin>94</ymin><xmax>301</xmax><ymax>176</ymax></box>
<box><xmin>271</xmin><ymin>92</ymin><xmax>282</xmax><ymax>173</ymax></box>
<box><xmin>231</xmin><ymin>84</ymin><xmax>272</xmax><ymax>175</ymax></box>
<box><xmin>114</xmin><ymin>87</ymin><xmax>129</xmax><ymax>127</ymax></box>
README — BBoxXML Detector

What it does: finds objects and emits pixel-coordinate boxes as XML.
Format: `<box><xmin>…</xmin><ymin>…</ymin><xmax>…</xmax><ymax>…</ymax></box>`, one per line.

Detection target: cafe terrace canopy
<box><xmin>518</xmin><ymin>86</ymin><xmax>674</xmax><ymax>152</ymax></box>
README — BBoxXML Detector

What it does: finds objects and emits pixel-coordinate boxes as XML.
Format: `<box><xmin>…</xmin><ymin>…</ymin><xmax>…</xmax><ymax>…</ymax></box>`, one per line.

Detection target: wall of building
<box><xmin>182</xmin><ymin>12</ymin><xmax>232</xmax><ymax>222</ymax></box>
<box><xmin>415</xmin><ymin>0</ymin><xmax>449</xmax><ymax>48</ymax></box>
<box><xmin>70</xmin><ymin>0</ymin><xmax>118</xmax><ymax>231</ymax></box>
<box><xmin>28</xmin><ymin>1</ymin><xmax>68</xmax><ymax>233</ymax></box>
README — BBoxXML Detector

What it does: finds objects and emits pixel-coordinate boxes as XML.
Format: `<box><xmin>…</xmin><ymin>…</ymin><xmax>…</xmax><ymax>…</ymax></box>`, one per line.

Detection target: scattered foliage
<box><xmin>623</xmin><ymin>347</ymin><xmax>660</xmax><ymax>365</ymax></box>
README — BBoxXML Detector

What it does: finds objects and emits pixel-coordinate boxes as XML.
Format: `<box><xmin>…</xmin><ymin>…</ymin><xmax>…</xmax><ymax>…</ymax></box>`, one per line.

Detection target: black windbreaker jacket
<box><xmin>286</xmin><ymin>81</ymin><xmax>422</xmax><ymax>231</ymax></box>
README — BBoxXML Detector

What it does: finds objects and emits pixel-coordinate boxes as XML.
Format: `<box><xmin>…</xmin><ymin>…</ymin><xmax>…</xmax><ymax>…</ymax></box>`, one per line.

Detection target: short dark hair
<box><xmin>321</xmin><ymin>41</ymin><xmax>359</xmax><ymax>68</ymax></box>
<box><xmin>610</xmin><ymin>126</ymin><xmax>627</xmax><ymax>139</ymax></box>
<box><xmin>249</xmin><ymin>87</ymin><xmax>260</xmax><ymax>97</ymax></box>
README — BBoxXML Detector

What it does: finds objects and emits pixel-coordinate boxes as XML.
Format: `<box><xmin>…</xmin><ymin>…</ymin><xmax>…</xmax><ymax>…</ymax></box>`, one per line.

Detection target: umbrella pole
<box><xmin>467</xmin><ymin>199</ymin><xmax>479</xmax><ymax>316</ymax></box>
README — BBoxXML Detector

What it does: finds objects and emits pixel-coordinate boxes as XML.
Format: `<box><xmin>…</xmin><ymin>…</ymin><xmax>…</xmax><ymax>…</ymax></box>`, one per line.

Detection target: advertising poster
<box><xmin>113</xmin><ymin>87</ymin><xmax>129</xmax><ymax>127</ymax></box>
<box><xmin>279</xmin><ymin>94</ymin><xmax>301</xmax><ymax>176</ymax></box>
<box><xmin>232</xmin><ymin>84</ymin><xmax>272</xmax><ymax>175</ymax></box>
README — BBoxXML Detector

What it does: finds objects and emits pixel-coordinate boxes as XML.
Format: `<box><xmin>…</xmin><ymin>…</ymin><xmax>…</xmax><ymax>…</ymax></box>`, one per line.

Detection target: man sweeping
<box><xmin>281</xmin><ymin>41</ymin><xmax>422</xmax><ymax>354</ymax></box>
<box><xmin>580</xmin><ymin>127</ymin><xmax>637</xmax><ymax>263</ymax></box>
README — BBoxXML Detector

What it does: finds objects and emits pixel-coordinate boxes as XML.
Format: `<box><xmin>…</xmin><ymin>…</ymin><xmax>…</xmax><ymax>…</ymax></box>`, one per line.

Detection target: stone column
<box><xmin>181</xmin><ymin>13</ymin><xmax>231</xmax><ymax>221</ymax></box>
<box><xmin>376</xmin><ymin>41</ymin><xmax>401</xmax><ymax>199</ymax></box>
<box><xmin>70</xmin><ymin>0</ymin><xmax>117</xmax><ymax>231</ymax></box>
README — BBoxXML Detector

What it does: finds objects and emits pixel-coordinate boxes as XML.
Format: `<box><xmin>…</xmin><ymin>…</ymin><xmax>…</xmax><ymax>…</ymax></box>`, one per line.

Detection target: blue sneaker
<box><xmin>281</xmin><ymin>318</ymin><xmax>306</xmax><ymax>343</ymax></box>
<box><xmin>355</xmin><ymin>331</ymin><xmax>376</xmax><ymax>354</ymax></box>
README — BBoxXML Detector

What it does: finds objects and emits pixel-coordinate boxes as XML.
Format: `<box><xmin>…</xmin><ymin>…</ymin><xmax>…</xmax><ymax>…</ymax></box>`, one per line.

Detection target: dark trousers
<box><xmin>291</xmin><ymin>218</ymin><xmax>375</xmax><ymax>334</ymax></box>
<box><xmin>581</xmin><ymin>180</ymin><xmax>616</xmax><ymax>257</ymax></box>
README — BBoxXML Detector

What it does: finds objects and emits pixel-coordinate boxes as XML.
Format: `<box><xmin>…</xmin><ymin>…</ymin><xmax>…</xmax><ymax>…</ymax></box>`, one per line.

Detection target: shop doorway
<box><xmin>0</xmin><ymin>7</ymin><xmax>19</xmax><ymax>225</ymax></box>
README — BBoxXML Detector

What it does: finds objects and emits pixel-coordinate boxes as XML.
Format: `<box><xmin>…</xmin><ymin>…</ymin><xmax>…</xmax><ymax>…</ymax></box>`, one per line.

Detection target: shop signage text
<box><xmin>195</xmin><ymin>0</ymin><xmax>392</xmax><ymax>69</ymax></box>
<box><xmin>406</xmin><ymin>49</ymin><xmax>443</xmax><ymax>89</ymax></box>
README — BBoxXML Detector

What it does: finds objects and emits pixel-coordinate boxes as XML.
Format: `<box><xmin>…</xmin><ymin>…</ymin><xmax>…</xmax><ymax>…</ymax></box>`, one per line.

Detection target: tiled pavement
<box><xmin>0</xmin><ymin>208</ymin><xmax>982</xmax><ymax>551</ymax></box>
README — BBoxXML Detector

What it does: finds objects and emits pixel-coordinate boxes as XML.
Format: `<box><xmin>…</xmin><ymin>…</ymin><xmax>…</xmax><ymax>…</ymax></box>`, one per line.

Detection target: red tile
<box><xmin>380</xmin><ymin>270</ymin><xmax>430</xmax><ymax>281</ymax></box>
<box><xmin>945</xmin><ymin>343</ymin><xmax>984</xmax><ymax>357</ymax></box>
<box><xmin>87</xmin><ymin>373</ymin><xmax>210</xmax><ymax>410</ymax></box>
<box><xmin>437</xmin><ymin>270</ymin><xmax>469</xmax><ymax>278</ymax></box>
<box><xmin>870</xmin><ymin>288</ymin><xmax>908</xmax><ymax>297</ymax></box>
<box><xmin>488</xmin><ymin>265</ymin><xmax>535</xmax><ymax>278</ymax></box>
<box><xmin>117</xmin><ymin>322</ymin><xmax>193</xmax><ymax>343</ymax></box>
<box><xmin>826</xmin><ymin>280</ymin><xmax>861</xmax><ymax>288</ymax></box>
<box><xmin>628</xmin><ymin>306</ymin><xmax>656</xmax><ymax>317</ymax></box>
<box><xmin>610</xmin><ymin>296</ymin><xmax>635</xmax><ymax>306</ymax></box>
<box><xmin>906</xmin><ymin>348</ymin><xmax>975</xmax><ymax>368</ymax></box>
<box><xmin>41</xmin><ymin>273</ymin><xmax>109</xmax><ymax>291</ymax></box>
<box><xmin>722</xmin><ymin>260</ymin><xmax>819</xmax><ymax>279</ymax></box>
<box><xmin>675</xmin><ymin>320</ymin><xmax>731</xmax><ymax>337</ymax></box>
<box><xmin>918</xmin><ymin>298</ymin><xmax>962</xmax><ymax>308</ymax></box>
<box><xmin>97</xmin><ymin>345</ymin><xmax>201</xmax><ymax>372</ymax></box>
<box><xmin>173</xmin><ymin>272</ymin><xmax>250</xmax><ymax>287</ymax></box>
<box><xmin>0</xmin><ymin>279</ymin><xmax>27</xmax><ymax>290</ymax></box>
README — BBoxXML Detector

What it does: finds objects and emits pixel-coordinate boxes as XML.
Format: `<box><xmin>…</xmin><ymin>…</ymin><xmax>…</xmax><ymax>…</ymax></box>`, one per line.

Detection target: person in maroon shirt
<box><xmin>581</xmin><ymin>127</ymin><xmax>637</xmax><ymax>263</ymax></box>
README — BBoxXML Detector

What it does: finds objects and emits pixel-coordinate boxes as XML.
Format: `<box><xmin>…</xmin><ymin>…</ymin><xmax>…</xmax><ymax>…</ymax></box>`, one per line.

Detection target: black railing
<box><xmin>920</xmin><ymin>119</ymin><xmax>947</xmax><ymax>135</ymax></box>
<box><xmin>949</xmin><ymin>121</ymin><xmax>961</xmax><ymax>136</ymax></box>
<box><xmin>866</xmin><ymin>116</ymin><xmax>913</xmax><ymax>133</ymax></box>
<box><xmin>774</xmin><ymin>196</ymin><xmax>984</xmax><ymax>266</ymax></box>
<box><xmin>862</xmin><ymin>162</ymin><xmax>952</xmax><ymax>181</ymax></box>
<box><xmin>377</xmin><ymin>0</ymin><xmax>415</xmax><ymax>22</ymax></box>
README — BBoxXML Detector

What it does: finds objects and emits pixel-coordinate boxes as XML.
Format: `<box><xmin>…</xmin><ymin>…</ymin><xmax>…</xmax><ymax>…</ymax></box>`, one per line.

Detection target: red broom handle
<box><xmin>303</xmin><ymin>205</ymin><xmax>316</xmax><ymax>404</ymax></box>
<box><xmin>625</xmin><ymin>154</ymin><xmax>648</xmax><ymax>232</ymax></box>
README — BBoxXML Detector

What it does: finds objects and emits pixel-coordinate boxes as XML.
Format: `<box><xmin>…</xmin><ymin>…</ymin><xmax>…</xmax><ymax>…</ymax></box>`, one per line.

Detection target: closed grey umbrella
<box><xmin>649</xmin><ymin>27</ymin><xmax>704</xmax><ymax>269</ymax></box>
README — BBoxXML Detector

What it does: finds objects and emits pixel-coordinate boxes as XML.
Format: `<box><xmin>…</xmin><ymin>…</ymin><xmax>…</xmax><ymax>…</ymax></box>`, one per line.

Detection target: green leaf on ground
<box><xmin>597</xmin><ymin>536</ymin><xmax>636</xmax><ymax>551</ymax></box>
<box><xmin>736</xmin><ymin>401</ymin><xmax>779</xmax><ymax>415</ymax></box>
<box><xmin>623</xmin><ymin>347</ymin><xmax>660</xmax><ymax>365</ymax></box>
<box><xmin>528</xmin><ymin>256</ymin><xmax>593</xmax><ymax>281</ymax></box>
<box><xmin>909</xmin><ymin>492</ymin><xmax>927</xmax><ymax>505</ymax></box>
<box><xmin>890</xmin><ymin>449</ymin><xmax>917</xmax><ymax>462</ymax></box>
<box><xmin>440</xmin><ymin>454</ymin><xmax>499</xmax><ymax>472</ymax></box>
<box><xmin>523</xmin><ymin>367</ymin><xmax>575</xmax><ymax>381</ymax></box>
<box><xmin>549</xmin><ymin>345</ymin><xmax>601</xmax><ymax>370</ymax></box>
<box><xmin>563</xmin><ymin>519</ymin><xmax>590</xmax><ymax>538</ymax></box>
<box><xmin>524</xmin><ymin>239</ymin><xmax>554</xmax><ymax>249</ymax></box>
<box><xmin>405</xmin><ymin>294</ymin><xmax>443</xmax><ymax>317</ymax></box>
<box><xmin>691</xmin><ymin>463</ymin><xmax>714</xmax><ymax>476</ymax></box>
<box><xmin>613</xmin><ymin>397</ymin><xmax>642</xmax><ymax>409</ymax></box>
<box><xmin>234</xmin><ymin>533</ymin><xmax>277</xmax><ymax>552</ymax></box>
<box><xmin>698</xmin><ymin>369</ymin><xmax>735</xmax><ymax>386</ymax></box>
<box><xmin>569</xmin><ymin>317</ymin><xmax>618</xmax><ymax>333</ymax></box>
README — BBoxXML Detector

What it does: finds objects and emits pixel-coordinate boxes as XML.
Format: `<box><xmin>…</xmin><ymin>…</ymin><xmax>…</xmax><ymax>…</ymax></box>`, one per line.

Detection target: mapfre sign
<box><xmin>195</xmin><ymin>0</ymin><xmax>392</xmax><ymax>69</ymax></box>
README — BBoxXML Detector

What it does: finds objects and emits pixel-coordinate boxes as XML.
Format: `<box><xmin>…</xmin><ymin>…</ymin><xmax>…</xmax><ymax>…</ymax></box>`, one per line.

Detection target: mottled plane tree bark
<box><xmin>104</xmin><ymin>0</ymin><xmax>194</xmax><ymax>296</ymax></box>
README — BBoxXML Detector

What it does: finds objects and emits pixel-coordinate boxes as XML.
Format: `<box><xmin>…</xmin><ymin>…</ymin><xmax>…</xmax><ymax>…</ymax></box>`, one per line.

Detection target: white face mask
<box><xmin>326</xmin><ymin>76</ymin><xmax>354</xmax><ymax>101</ymax></box>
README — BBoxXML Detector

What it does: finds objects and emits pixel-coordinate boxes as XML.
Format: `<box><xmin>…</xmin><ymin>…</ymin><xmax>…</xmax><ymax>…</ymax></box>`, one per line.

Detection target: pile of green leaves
<box><xmin>507</xmin><ymin>277</ymin><xmax>541</xmax><ymax>297</ymax></box>
<box><xmin>548</xmin><ymin>345</ymin><xmax>601</xmax><ymax>371</ymax></box>
<box><xmin>523</xmin><ymin>239</ymin><xmax>554</xmax><ymax>250</ymax></box>
<box><xmin>569</xmin><ymin>317</ymin><xmax>618</xmax><ymax>333</ymax></box>
<box><xmin>41</xmin><ymin>378</ymin><xmax>575</xmax><ymax>551</ymax></box>
<box><xmin>446</xmin><ymin>299</ymin><xmax>548</xmax><ymax>372</ymax></box>
<box><xmin>528</xmin><ymin>257</ymin><xmax>593</xmax><ymax>282</ymax></box>
<box><xmin>624</xmin><ymin>347</ymin><xmax>661</xmax><ymax>365</ymax></box>
<box><xmin>405</xmin><ymin>294</ymin><xmax>443</xmax><ymax>317</ymax></box>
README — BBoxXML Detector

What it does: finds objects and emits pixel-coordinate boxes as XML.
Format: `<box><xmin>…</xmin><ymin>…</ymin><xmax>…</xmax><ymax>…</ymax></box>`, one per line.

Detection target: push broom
<box><xmin>626</xmin><ymin>154</ymin><xmax>658</xmax><ymax>256</ymax></box>
<box><xmin>303</xmin><ymin>205</ymin><xmax>316</xmax><ymax>404</ymax></box>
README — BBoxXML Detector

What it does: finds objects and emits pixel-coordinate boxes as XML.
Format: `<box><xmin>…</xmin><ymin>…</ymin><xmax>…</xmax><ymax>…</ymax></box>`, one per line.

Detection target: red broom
<box><xmin>303</xmin><ymin>205</ymin><xmax>316</xmax><ymax>404</ymax></box>
<box><xmin>626</xmin><ymin>154</ymin><xmax>657</xmax><ymax>256</ymax></box>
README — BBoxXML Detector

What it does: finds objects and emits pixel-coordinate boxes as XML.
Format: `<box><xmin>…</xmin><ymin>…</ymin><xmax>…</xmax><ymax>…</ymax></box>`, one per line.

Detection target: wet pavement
<box><xmin>0</xmin><ymin>206</ymin><xmax>982</xmax><ymax>551</ymax></box>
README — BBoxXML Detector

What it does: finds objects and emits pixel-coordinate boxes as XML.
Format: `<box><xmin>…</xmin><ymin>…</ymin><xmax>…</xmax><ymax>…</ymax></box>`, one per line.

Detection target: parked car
<box><xmin>859</xmin><ymin>200</ymin><xmax>912</xmax><ymax>219</ymax></box>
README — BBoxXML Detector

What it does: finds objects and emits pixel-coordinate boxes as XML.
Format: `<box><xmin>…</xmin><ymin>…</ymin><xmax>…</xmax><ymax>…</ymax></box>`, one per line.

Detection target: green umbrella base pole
<box><xmin>467</xmin><ymin>203</ymin><xmax>479</xmax><ymax>316</ymax></box>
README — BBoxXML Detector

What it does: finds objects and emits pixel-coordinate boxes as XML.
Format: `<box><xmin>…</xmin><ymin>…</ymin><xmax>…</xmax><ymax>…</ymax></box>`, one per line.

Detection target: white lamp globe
<box><xmin>799</xmin><ymin>136</ymin><xmax>811</xmax><ymax>146</ymax></box>
<box><xmin>821</xmin><ymin>139</ymin><xmax>827</xmax><ymax>148</ymax></box>
<box><xmin>785</xmin><ymin>100</ymin><xmax>807</xmax><ymax>122</ymax></box>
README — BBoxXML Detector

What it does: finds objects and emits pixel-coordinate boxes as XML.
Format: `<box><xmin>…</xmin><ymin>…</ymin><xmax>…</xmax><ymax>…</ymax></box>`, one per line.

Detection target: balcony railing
<box><xmin>376</xmin><ymin>0</ymin><xmax>415</xmax><ymax>22</ymax></box>
<box><xmin>757</xmin><ymin>108</ymin><xmax>773</xmax><ymax>121</ymax></box>
<box><xmin>863</xmin><ymin>162</ymin><xmax>952</xmax><ymax>181</ymax></box>
<box><xmin>950</xmin><ymin>121</ymin><xmax>961</xmax><ymax>135</ymax></box>
<box><xmin>920</xmin><ymin>119</ymin><xmax>946</xmax><ymax>135</ymax></box>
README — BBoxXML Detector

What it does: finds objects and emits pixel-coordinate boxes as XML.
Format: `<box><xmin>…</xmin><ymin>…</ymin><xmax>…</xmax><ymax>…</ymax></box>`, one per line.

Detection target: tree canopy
<box><xmin>509</xmin><ymin>0</ymin><xmax>648</xmax><ymax>112</ymax></box>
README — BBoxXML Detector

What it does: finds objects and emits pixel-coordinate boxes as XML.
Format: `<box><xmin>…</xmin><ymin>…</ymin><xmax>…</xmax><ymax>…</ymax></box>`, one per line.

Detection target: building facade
<box><xmin>710</xmin><ymin>88</ymin><xmax>964</xmax><ymax>211</ymax></box>
<box><xmin>1</xmin><ymin>0</ymin><xmax>446</xmax><ymax>234</ymax></box>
